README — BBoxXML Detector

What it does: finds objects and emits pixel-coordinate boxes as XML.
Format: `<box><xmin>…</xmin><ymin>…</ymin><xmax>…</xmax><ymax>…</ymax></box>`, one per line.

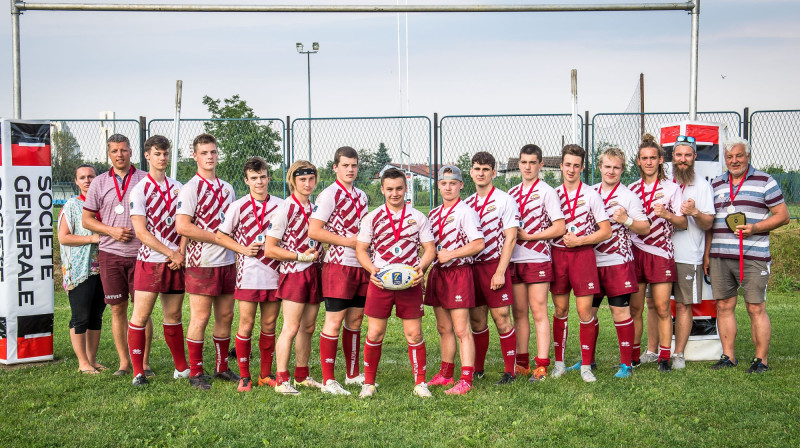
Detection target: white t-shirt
<box><xmin>176</xmin><ymin>174</ymin><xmax>236</xmax><ymax>268</ymax></box>
<box><xmin>129</xmin><ymin>175</ymin><xmax>183</xmax><ymax>263</ymax></box>
<box><xmin>672</xmin><ymin>177</ymin><xmax>715</xmax><ymax>265</ymax></box>
<box><xmin>508</xmin><ymin>180</ymin><xmax>564</xmax><ymax>263</ymax></box>
<box><xmin>217</xmin><ymin>194</ymin><xmax>283</xmax><ymax>290</ymax></box>
<box><xmin>428</xmin><ymin>200</ymin><xmax>484</xmax><ymax>268</ymax></box>
<box><xmin>592</xmin><ymin>183</ymin><xmax>647</xmax><ymax>267</ymax></box>
<box><xmin>465</xmin><ymin>187</ymin><xmax>519</xmax><ymax>263</ymax></box>
<box><xmin>358</xmin><ymin>204</ymin><xmax>434</xmax><ymax>269</ymax></box>
<box><xmin>265</xmin><ymin>196</ymin><xmax>319</xmax><ymax>274</ymax></box>
<box><xmin>628</xmin><ymin>178</ymin><xmax>684</xmax><ymax>259</ymax></box>
<box><xmin>552</xmin><ymin>182</ymin><xmax>609</xmax><ymax>249</ymax></box>
<box><xmin>310</xmin><ymin>181</ymin><xmax>368</xmax><ymax>268</ymax></box>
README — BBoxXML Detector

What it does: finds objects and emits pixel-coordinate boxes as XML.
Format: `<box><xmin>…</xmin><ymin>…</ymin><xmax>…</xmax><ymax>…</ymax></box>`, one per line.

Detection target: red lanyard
<box><xmin>147</xmin><ymin>174</ymin><xmax>173</xmax><ymax>210</ymax></box>
<box><xmin>597</xmin><ymin>182</ymin><xmax>620</xmax><ymax>206</ymax></box>
<box><xmin>473</xmin><ymin>186</ymin><xmax>495</xmax><ymax>219</ymax></box>
<box><xmin>562</xmin><ymin>182</ymin><xmax>582</xmax><ymax>221</ymax></box>
<box><xmin>291</xmin><ymin>194</ymin><xmax>311</xmax><ymax>226</ymax></box>
<box><xmin>518</xmin><ymin>179</ymin><xmax>539</xmax><ymax>213</ymax></box>
<box><xmin>385</xmin><ymin>203</ymin><xmax>407</xmax><ymax>242</ymax></box>
<box><xmin>641</xmin><ymin>179</ymin><xmax>659</xmax><ymax>215</ymax></box>
<box><xmin>336</xmin><ymin>179</ymin><xmax>363</xmax><ymax>218</ymax></box>
<box><xmin>111</xmin><ymin>167</ymin><xmax>135</xmax><ymax>203</ymax></box>
<box><xmin>437</xmin><ymin>199</ymin><xmax>460</xmax><ymax>238</ymax></box>
<box><xmin>197</xmin><ymin>173</ymin><xmax>224</xmax><ymax>203</ymax></box>
<box><xmin>729</xmin><ymin>172</ymin><xmax>746</xmax><ymax>205</ymax></box>
<box><xmin>250</xmin><ymin>194</ymin><xmax>269</xmax><ymax>231</ymax></box>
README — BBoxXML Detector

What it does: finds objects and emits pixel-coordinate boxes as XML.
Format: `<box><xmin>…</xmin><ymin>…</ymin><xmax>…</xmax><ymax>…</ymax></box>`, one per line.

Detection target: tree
<box><xmin>356</xmin><ymin>147</ymin><xmax>378</xmax><ymax>182</ymax></box>
<box><xmin>456</xmin><ymin>151</ymin><xmax>476</xmax><ymax>195</ymax></box>
<box><xmin>51</xmin><ymin>124</ymin><xmax>84</xmax><ymax>186</ymax></box>
<box><xmin>375</xmin><ymin>142</ymin><xmax>392</xmax><ymax>169</ymax></box>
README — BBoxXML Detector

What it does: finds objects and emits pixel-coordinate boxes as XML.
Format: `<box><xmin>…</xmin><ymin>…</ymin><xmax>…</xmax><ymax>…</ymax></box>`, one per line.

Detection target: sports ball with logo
<box><xmin>376</xmin><ymin>263</ymin><xmax>418</xmax><ymax>290</ymax></box>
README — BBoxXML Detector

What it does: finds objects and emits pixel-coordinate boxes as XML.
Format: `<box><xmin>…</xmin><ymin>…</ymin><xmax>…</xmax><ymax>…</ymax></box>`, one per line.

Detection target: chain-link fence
<box><xmin>291</xmin><ymin>116</ymin><xmax>433</xmax><ymax>209</ymax></box>
<box><xmin>591</xmin><ymin>111</ymin><xmax>742</xmax><ymax>185</ymax></box>
<box><xmin>49</xmin><ymin>119</ymin><xmax>142</xmax><ymax>203</ymax></box>
<box><xmin>148</xmin><ymin>118</ymin><xmax>287</xmax><ymax>199</ymax></box>
<box><xmin>439</xmin><ymin>114</ymin><xmax>584</xmax><ymax>199</ymax></box>
<box><xmin>749</xmin><ymin>110</ymin><xmax>800</xmax><ymax>217</ymax></box>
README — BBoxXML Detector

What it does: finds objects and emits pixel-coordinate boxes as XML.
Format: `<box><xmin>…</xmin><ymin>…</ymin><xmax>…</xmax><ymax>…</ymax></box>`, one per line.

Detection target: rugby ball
<box><xmin>376</xmin><ymin>263</ymin><xmax>418</xmax><ymax>291</ymax></box>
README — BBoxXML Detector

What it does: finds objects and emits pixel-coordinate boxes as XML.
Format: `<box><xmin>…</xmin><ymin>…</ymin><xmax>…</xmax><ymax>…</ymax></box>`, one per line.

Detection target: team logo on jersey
<box><xmin>531</xmin><ymin>193</ymin><xmax>540</xmax><ymax>201</ymax></box>
<box><xmin>608</xmin><ymin>200</ymin><xmax>620</xmax><ymax>207</ymax></box>
<box><xmin>173</xmin><ymin>188</ymin><xmax>179</xmax><ymax>197</ymax></box>
<box><xmin>445</xmin><ymin>215</ymin><xmax>455</xmax><ymax>224</ymax></box>
<box><xmin>177</xmin><ymin>201</ymin><xmax>182</xmax><ymax>208</ymax></box>
<box><xmin>407</xmin><ymin>219</ymin><xmax>417</xmax><ymax>226</ymax></box>
<box><xmin>576</xmin><ymin>199</ymin><xmax>586</xmax><ymax>207</ymax></box>
<box><xmin>267</xmin><ymin>223</ymin><xmax>272</xmax><ymax>230</ymax></box>
<box><xmin>486</xmin><ymin>205</ymin><xmax>497</xmax><ymax>213</ymax></box>
<box><xmin>654</xmin><ymin>192</ymin><xmax>664</xmax><ymax>200</ymax></box>
<box><xmin>130</xmin><ymin>201</ymin><xmax>134</xmax><ymax>209</ymax></box>
<box><xmin>312</xmin><ymin>205</ymin><xmax>318</xmax><ymax>212</ymax></box>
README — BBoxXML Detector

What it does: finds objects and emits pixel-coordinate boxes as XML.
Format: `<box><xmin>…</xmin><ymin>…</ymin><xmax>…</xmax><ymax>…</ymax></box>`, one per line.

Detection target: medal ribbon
<box><xmin>518</xmin><ymin>179</ymin><xmax>539</xmax><ymax>214</ymax></box>
<box><xmin>147</xmin><ymin>174</ymin><xmax>173</xmax><ymax>212</ymax></box>
<box><xmin>597</xmin><ymin>182</ymin><xmax>620</xmax><ymax>206</ymax></box>
<box><xmin>336</xmin><ymin>179</ymin><xmax>363</xmax><ymax>218</ymax></box>
<box><xmin>562</xmin><ymin>182</ymin><xmax>582</xmax><ymax>222</ymax></box>
<box><xmin>291</xmin><ymin>194</ymin><xmax>312</xmax><ymax>226</ymax></box>
<box><xmin>111</xmin><ymin>166</ymin><xmax>135</xmax><ymax>203</ymax></box>
<box><xmin>474</xmin><ymin>186</ymin><xmax>495</xmax><ymax>220</ymax></box>
<box><xmin>729</xmin><ymin>171</ymin><xmax>747</xmax><ymax>284</ymax></box>
<box><xmin>250</xmin><ymin>194</ymin><xmax>269</xmax><ymax>231</ymax></box>
<box><xmin>437</xmin><ymin>198</ymin><xmax>460</xmax><ymax>240</ymax></box>
<box><xmin>197</xmin><ymin>173</ymin><xmax>224</xmax><ymax>204</ymax></box>
<box><xmin>385</xmin><ymin>203</ymin><xmax>407</xmax><ymax>243</ymax></box>
<box><xmin>641</xmin><ymin>179</ymin><xmax>659</xmax><ymax>216</ymax></box>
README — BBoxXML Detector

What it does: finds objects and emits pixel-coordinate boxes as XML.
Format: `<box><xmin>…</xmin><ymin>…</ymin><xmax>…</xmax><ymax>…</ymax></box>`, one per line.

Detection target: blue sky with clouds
<box><xmin>0</xmin><ymin>0</ymin><xmax>798</xmax><ymax>120</ymax></box>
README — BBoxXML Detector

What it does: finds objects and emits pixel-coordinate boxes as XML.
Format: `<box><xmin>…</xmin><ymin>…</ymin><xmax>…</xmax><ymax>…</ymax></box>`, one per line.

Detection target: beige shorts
<box><xmin>673</xmin><ymin>263</ymin><xmax>705</xmax><ymax>305</ymax></box>
<box><xmin>709</xmin><ymin>257</ymin><xmax>769</xmax><ymax>304</ymax></box>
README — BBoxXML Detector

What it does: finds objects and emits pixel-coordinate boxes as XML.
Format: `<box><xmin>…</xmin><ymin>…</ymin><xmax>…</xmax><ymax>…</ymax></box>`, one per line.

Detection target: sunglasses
<box><xmin>676</xmin><ymin>135</ymin><xmax>696</xmax><ymax>143</ymax></box>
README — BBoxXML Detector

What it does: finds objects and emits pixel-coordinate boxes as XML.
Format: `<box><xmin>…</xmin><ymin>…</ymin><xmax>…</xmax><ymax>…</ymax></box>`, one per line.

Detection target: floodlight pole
<box><xmin>11</xmin><ymin>0</ymin><xmax>22</xmax><ymax>118</ymax></box>
<box><xmin>689</xmin><ymin>0</ymin><xmax>700</xmax><ymax>120</ymax></box>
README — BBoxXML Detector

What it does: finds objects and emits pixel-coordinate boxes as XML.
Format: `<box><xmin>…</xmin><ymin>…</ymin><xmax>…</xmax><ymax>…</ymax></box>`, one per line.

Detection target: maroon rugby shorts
<box><xmin>365</xmin><ymin>282</ymin><xmax>424</xmax><ymax>319</ymax></box>
<box><xmin>632</xmin><ymin>245</ymin><xmax>677</xmax><ymax>284</ymax></box>
<box><xmin>98</xmin><ymin>251</ymin><xmax>136</xmax><ymax>305</ymax></box>
<box><xmin>235</xmin><ymin>288</ymin><xmax>279</xmax><ymax>303</ymax></box>
<box><xmin>185</xmin><ymin>265</ymin><xmax>235</xmax><ymax>296</ymax></box>
<box><xmin>510</xmin><ymin>261</ymin><xmax>554</xmax><ymax>285</ymax></box>
<box><xmin>595</xmin><ymin>263</ymin><xmax>639</xmax><ymax>299</ymax></box>
<box><xmin>423</xmin><ymin>264</ymin><xmax>475</xmax><ymax>309</ymax></box>
<box><xmin>134</xmin><ymin>260</ymin><xmax>185</xmax><ymax>294</ymax></box>
<box><xmin>277</xmin><ymin>266</ymin><xmax>322</xmax><ymax>304</ymax></box>
<box><xmin>321</xmin><ymin>263</ymin><xmax>370</xmax><ymax>299</ymax></box>
<box><xmin>472</xmin><ymin>260</ymin><xmax>514</xmax><ymax>308</ymax></box>
<box><xmin>550</xmin><ymin>246</ymin><xmax>601</xmax><ymax>297</ymax></box>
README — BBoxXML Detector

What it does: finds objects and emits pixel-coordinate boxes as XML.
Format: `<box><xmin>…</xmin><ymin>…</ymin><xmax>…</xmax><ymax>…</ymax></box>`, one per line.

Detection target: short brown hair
<box><xmin>192</xmin><ymin>133</ymin><xmax>217</xmax><ymax>152</ymax></box>
<box><xmin>637</xmin><ymin>133</ymin><xmax>667</xmax><ymax>180</ymax></box>
<box><xmin>144</xmin><ymin>135</ymin><xmax>170</xmax><ymax>153</ymax></box>
<box><xmin>333</xmin><ymin>146</ymin><xmax>358</xmax><ymax>166</ymax></box>
<box><xmin>471</xmin><ymin>151</ymin><xmax>495</xmax><ymax>169</ymax></box>
<box><xmin>561</xmin><ymin>144</ymin><xmax>586</xmax><ymax>165</ymax></box>
<box><xmin>106</xmin><ymin>134</ymin><xmax>130</xmax><ymax>150</ymax></box>
<box><xmin>520</xmin><ymin>144</ymin><xmax>542</xmax><ymax>162</ymax></box>
<box><xmin>243</xmin><ymin>156</ymin><xmax>270</xmax><ymax>178</ymax></box>
<box><xmin>286</xmin><ymin>160</ymin><xmax>317</xmax><ymax>193</ymax></box>
<box><xmin>380</xmin><ymin>167</ymin><xmax>406</xmax><ymax>186</ymax></box>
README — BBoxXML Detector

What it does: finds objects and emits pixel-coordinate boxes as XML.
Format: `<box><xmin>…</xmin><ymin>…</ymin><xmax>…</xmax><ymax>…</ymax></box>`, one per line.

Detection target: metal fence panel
<box><xmin>49</xmin><ymin>119</ymin><xmax>142</xmax><ymax>204</ymax></box>
<box><xmin>439</xmin><ymin>114</ymin><xmax>584</xmax><ymax>198</ymax></box>
<box><xmin>591</xmin><ymin>111</ymin><xmax>741</xmax><ymax>185</ymax></box>
<box><xmin>291</xmin><ymin>116</ymin><xmax>432</xmax><ymax>210</ymax></box>
<box><xmin>749</xmin><ymin>110</ymin><xmax>800</xmax><ymax>217</ymax></box>
<box><xmin>148</xmin><ymin>118</ymin><xmax>287</xmax><ymax>199</ymax></box>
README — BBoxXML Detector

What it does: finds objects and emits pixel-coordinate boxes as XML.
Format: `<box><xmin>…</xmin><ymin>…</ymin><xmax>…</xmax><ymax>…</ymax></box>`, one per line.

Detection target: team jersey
<box><xmin>552</xmin><ymin>182</ymin><xmax>609</xmax><ymax>250</ymax></box>
<box><xmin>176</xmin><ymin>174</ymin><xmax>236</xmax><ymax>268</ymax></box>
<box><xmin>464</xmin><ymin>187</ymin><xmax>519</xmax><ymax>263</ymax></box>
<box><xmin>129</xmin><ymin>174</ymin><xmax>183</xmax><ymax>263</ymax></box>
<box><xmin>592</xmin><ymin>182</ymin><xmax>647</xmax><ymax>267</ymax></box>
<box><xmin>218</xmin><ymin>194</ymin><xmax>283</xmax><ymax>290</ymax></box>
<box><xmin>265</xmin><ymin>196</ymin><xmax>320</xmax><ymax>274</ymax></box>
<box><xmin>508</xmin><ymin>180</ymin><xmax>564</xmax><ymax>263</ymax></box>
<box><xmin>310</xmin><ymin>181</ymin><xmax>368</xmax><ymax>267</ymax></box>
<box><xmin>672</xmin><ymin>177</ymin><xmax>715</xmax><ymax>265</ymax></box>
<box><xmin>358</xmin><ymin>204</ymin><xmax>434</xmax><ymax>269</ymax></box>
<box><xmin>428</xmin><ymin>200</ymin><xmax>484</xmax><ymax>268</ymax></box>
<box><xmin>628</xmin><ymin>178</ymin><xmax>683</xmax><ymax>259</ymax></box>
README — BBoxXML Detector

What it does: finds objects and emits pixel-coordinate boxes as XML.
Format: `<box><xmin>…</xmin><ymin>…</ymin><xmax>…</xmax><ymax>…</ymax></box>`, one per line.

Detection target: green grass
<box><xmin>2</xmin><ymin>291</ymin><xmax>799</xmax><ymax>447</ymax></box>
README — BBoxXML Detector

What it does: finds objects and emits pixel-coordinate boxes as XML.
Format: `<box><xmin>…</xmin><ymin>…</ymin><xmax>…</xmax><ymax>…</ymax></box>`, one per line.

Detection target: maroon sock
<box><xmin>363</xmin><ymin>338</ymin><xmax>383</xmax><ymax>385</ymax></box>
<box><xmin>516</xmin><ymin>352</ymin><xmax>530</xmax><ymax>369</ymax></box>
<box><xmin>498</xmin><ymin>328</ymin><xmax>517</xmax><ymax>374</ymax></box>
<box><xmin>294</xmin><ymin>365</ymin><xmax>309</xmax><ymax>383</ymax></box>
<box><xmin>234</xmin><ymin>334</ymin><xmax>251</xmax><ymax>379</ymax></box>
<box><xmin>163</xmin><ymin>322</ymin><xmax>189</xmax><ymax>372</ymax></box>
<box><xmin>579</xmin><ymin>318</ymin><xmax>597</xmax><ymax>366</ymax></box>
<box><xmin>615</xmin><ymin>318</ymin><xmax>634</xmax><ymax>366</ymax></box>
<box><xmin>342</xmin><ymin>326</ymin><xmax>361</xmax><ymax>379</ymax></box>
<box><xmin>553</xmin><ymin>316</ymin><xmax>568</xmax><ymax>363</ymax></box>
<box><xmin>591</xmin><ymin>318</ymin><xmax>600</xmax><ymax>365</ymax></box>
<box><xmin>407</xmin><ymin>340</ymin><xmax>427</xmax><ymax>385</ymax></box>
<box><xmin>128</xmin><ymin>323</ymin><xmax>146</xmax><ymax>377</ymax></box>
<box><xmin>319</xmin><ymin>332</ymin><xmax>338</xmax><ymax>384</ymax></box>
<box><xmin>534</xmin><ymin>356</ymin><xmax>551</xmax><ymax>368</ymax></box>
<box><xmin>213</xmin><ymin>336</ymin><xmax>230</xmax><ymax>373</ymax></box>
<box><xmin>440</xmin><ymin>361</ymin><xmax>455</xmax><ymax>378</ymax></box>
<box><xmin>460</xmin><ymin>366</ymin><xmax>475</xmax><ymax>385</ymax></box>
<box><xmin>259</xmin><ymin>332</ymin><xmax>275</xmax><ymax>379</ymax></box>
<box><xmin>472</xmin><ymin>327</ymin><xmax>490</xmax><ymax>372</ymax></box>
<box><xmin>187</xmin><ymin>338</ymin><xmax>204</xmax><ymax>377</ymax></box>
<box><xmin>659</xmin><ymin>345</ymin><xmax>671</xmax><ymax>361</ymax></box>
<box><xmin>632</xmin><ymin>344</ymin><xmax>641</xmax><ymax>363</ymax></box>
<box><xmin>276</xmin><ymin>370</ymin><xmax>290</xmax><ymax>385</ymax></box>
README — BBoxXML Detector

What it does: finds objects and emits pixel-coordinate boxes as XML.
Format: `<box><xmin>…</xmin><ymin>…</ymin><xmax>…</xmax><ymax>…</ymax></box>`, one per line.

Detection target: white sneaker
<box><xmin>293</xmin><ymin>375</ymin><xmax>323</xmax><ymax>389</ymax></box>
<box><xmin>580</xmin><ymin>365</ymin><xmax>597</xmax><ymax>383</ymax></box>
<box><xmin>321</xmin><ymin>379</ymin><xmax>351</xmax><ymax>395</ymax></box>
<box><xmin>345</xmin><ymin>373</ymin><xmax>365</xmax><ymax>386</ymax></box>
<box><xmin>672</xmin><ymin>353</ymin><xmax>686</xmax><ymax>370</ymax></box>
<box><xmin>640</xmin><ymin>350</ymin><xmax>659</xmax><ymax>364</ymax></box>
<box><xmin>173</xmin><ymin>368</ymin><xmax>191</xmax><ymax>379</ymax></box>
<box><xmin>275</xmin><ymin>381</ymin><xmax>301</xmax><ymax>395</ymax></box>
<box><xmin>413</xmin><ymin>383</ymin><xmax>432</xmax><ymax>398</ymax></box>
<box><xmin>551</xmin><ymin>361</ymin><xmax>567</xmax><ymax>378</ymax></box>
<box><xmin>359</xmin><ymin>383</ymin><xmax>377</xmax><ymax>398</ymax></box>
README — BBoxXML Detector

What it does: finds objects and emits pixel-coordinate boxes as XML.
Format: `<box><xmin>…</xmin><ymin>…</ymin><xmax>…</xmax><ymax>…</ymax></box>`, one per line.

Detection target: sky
<box><xmin>1</xmin><ymin>0</ymin><xmax>798</xmax><ymax>122</ymax></box>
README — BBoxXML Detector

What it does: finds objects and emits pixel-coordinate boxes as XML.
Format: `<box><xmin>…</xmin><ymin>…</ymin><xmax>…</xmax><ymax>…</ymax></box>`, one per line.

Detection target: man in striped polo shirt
<box><xmin>704</xmin><ymin>137</ymin><xmax>789</xmax><ymax>374</ymax></box>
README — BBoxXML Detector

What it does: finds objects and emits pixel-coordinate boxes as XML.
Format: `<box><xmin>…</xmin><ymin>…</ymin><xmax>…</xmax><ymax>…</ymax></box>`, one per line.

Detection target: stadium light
<box><xmin>296</xmin><ymin>42</ymin><xmax>320</xmax><ymax>162</ymax></box>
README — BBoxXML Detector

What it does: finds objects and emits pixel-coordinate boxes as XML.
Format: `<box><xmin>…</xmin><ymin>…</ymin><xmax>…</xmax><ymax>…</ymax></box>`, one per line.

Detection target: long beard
<box><xmin>673</xmin><ymin>162</ymin><xmax>695</xmax><ymax>185</ymax></box>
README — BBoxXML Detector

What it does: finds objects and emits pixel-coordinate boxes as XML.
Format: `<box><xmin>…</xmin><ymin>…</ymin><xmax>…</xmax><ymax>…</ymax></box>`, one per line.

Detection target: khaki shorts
<box><xmin>709</xmin><ymin>257</ymin><xmax>769</xmax><ymax>304</ymax></box>
<box><xmin>673</xmin><ymin>263</ymin><xmax>705</xmax><ymax>305</ymax></box>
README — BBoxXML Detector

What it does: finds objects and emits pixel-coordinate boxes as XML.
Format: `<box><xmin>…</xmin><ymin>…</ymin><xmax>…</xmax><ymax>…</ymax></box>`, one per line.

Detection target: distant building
<box><xmin>376</xmin><ymin>163</ymin><xmax>439</xmax><ymax>190</ymax></box>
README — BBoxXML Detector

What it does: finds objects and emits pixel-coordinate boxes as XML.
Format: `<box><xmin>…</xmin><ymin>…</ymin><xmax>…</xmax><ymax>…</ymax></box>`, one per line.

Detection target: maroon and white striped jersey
<box><xmin>130</xmin><ymin>175</ymin><xmax>182</xmax><ymax>263</ymax></box>
<box><xmin>592</xmin><ymin>183</ymin><xmax>647</xmax><ymax>267</ymax></box>
<box><xmin>628</xmin><ymin>179</ymin><xmax>683</xmax><ymax>259</ymax></box>
<box><xmin>358</xmin><ymin>205</ymin><xmax>434</xmax><ymax>269</ymax></box>
<box><xmin>310</xmin><ymin>182</ymin><xmax>367</xmax><ymax>267</ymax></box>
<box><xmin>218</xmin><ymin>194</ymin><xmax>283</xmax><ymax>290</ymax></box>
<box><xmin>265</xmin><ymin>197</ymin><xmax>320</xmax><ymax>274</ymax></box>
<box><xmin>176</xmin><ymin>174</ymin><xmax>235</xmax><ymax>268</ymax></box>
<box><xmin>552</xmin><ymin>182</ymin><xmax>609</xmax><ymax>250</ymax></box>
<box><xmin>428</xmin><ymin>200</ymin><xmax>484</xmax><ymax>268</ymax></box>
<box><xmin>465</xmin><ymin>187</ymin><xmax>519</xmax><ymax>262</ymax></box>
<box><xmin>508</xmin><ymin>181</ymin><xmax>564</xmax><ymax>263</ymax></box>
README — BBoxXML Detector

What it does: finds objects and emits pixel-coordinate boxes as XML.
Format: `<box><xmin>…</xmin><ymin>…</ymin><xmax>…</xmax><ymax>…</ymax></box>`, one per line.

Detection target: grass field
<box><xmin>1</xmin><ymin>288</ymin><xmax>799</xmax><ymax>447</ymax></box>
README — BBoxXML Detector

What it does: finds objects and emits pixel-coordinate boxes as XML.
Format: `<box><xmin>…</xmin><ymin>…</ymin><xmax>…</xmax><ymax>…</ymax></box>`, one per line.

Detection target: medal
<box><xmin>562</xmin><ymin>183</ymin><xmax>582</xmax><ymax>234</ymax></box>
<box><xmin>114</xmin><ymin>204</ymin><xmax>124</xmax><ymax>215</ymax></box>
<box><xmin>727</xmin><ymin>205</ymin><xmax>736</xmax><ymax>214</ymax></box>
<box><xmin>219</xmin><ymin>211</ymin><xmax>225</xmax><ymax>222</ymax></box>
<box><xmin>111</xmin><ymin>167</ymin><xmax>135</xmax><ymax>216</ymax></box>
<box><xmin>165</xmin><ymin>216</ymin><xmax>173</xmax><ymax>226</ymax></box>
<box><xmin>437</xmin><ymin>244</ymin><xmax>442</xmax><ymax>251</ymax></box>
<box><xmin>256</xmin><ymin>234</ymin><xmax>265</xmax><ymax>243</ymax></box>
<box><xmin>568</xmin><ymin>225</ymin><xmax>578</xmax><ymax>233</ymax></box>
<box><xmin>392</xmin><ymin>245</ymin><xmax>402</xmax><ymax>255</ymax></box>
<box><xmin>385</xmin><ymin>203</ymin><xmax>407</xmax><ymax>255</ymax></box>
<box><xmin>309</xmin><ymin>240</ymin><xmax>316</xmax><ymax>248</ymax></box>
<box><xmin>148</xmin><ymin>174</ymin><xmax>175</xmax><ymax>226</ymax></box>
<box><xmin>519</xmin><ymin>220</ymin><xmax>524</xmax><ymax>228</ymax></box>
